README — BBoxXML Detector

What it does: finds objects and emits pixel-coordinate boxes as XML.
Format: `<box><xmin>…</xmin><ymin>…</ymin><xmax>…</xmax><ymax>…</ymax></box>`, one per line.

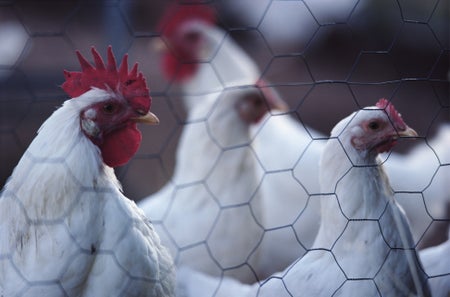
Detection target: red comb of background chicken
<box><xmin>376</xmin><ymin>98</ymin><xmax>407</xmax><ymax>131</ymax></box>
<box><xmin>62</xmin><ymin>46</ymin><xmax>151</xmax><ymax>109</ymax></box>
<box><xmin>158</xmin><ymin>2</ymin><xmax>216</xmax><ymax>38</ymax></box>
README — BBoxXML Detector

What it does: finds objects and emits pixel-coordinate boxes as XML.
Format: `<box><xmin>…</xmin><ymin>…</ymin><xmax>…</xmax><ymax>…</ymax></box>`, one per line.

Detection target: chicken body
<box><xmin>0</xmin><ymin>50</ymin><xmax>175</xmax><ymax>296</ymax></box>
<box><xmin>250</xmin><ymin>113</ymin><xmax>324</xmax><ymax>254</ymax></box>
<box><xmin>140</xmin><ymin>20</ymin><xmax>273</xmax><ymax>282</ymax></box>
<box><xmin>177</xmin><ymin>101</ymin><xmax>431</xmax><ymax>297</ymax></box>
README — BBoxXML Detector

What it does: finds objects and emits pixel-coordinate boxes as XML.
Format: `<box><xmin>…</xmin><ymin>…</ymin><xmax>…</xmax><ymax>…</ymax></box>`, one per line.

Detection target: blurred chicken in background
<box><xmin>139</xmin><ymin>3</ymin><xmax>293</xmax><ymax>283</ymax></box>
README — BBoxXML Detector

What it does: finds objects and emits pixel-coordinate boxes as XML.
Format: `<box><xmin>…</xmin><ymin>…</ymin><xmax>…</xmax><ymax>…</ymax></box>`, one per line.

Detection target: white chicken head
<box><xmin>61</xmin><ymin>46</ymin><xmax>159</xmax><ymax>168</ymax></box>
<box><xmin>330</xmin><ymin>98</ymin><xmax>418</xmax><ymax>163</ymax></box>
<box><xmin>157</xmin><ymin>3</ymin><xmax>217</xmax><ymax>82</ymax></box>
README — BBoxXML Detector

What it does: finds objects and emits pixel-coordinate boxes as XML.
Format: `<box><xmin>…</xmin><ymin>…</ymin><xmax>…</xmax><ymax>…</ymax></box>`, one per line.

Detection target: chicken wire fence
<box><xmin>0</xmin><ymin>0</ymin><xmax>449</xmax><ymax>296</ymax></box>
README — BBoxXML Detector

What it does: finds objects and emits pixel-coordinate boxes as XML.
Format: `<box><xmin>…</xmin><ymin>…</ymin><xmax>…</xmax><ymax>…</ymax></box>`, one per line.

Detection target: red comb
<box><xmin>158</xmin><ymin>2</ymin><xmax>216</xmax><ymax>37</ymax></box>
<box><xmin>62</xmin><ymin>46</ymin><xmax>150</xmax><ymax>107</ymax></box>
<box><xmin>376</xmin><ymin>98</ymin><xmax>406</xmax><ymax>130</ymax></box>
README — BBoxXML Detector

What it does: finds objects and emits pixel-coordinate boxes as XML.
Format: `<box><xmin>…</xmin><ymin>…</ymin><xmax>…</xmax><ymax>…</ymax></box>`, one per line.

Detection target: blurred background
<box><xmin>0</xmin><ymin>0</ymin><xmax>448</xmax><ymax>203</ymax></box>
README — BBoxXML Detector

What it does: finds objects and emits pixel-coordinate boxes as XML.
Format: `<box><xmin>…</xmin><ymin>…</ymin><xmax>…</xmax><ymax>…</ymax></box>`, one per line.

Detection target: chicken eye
<box><xmin>184</xmin><ymin>31</ymin><xmax>200</xmax><ymax>44</ymax></box>
<box><xmin>368</xmin><ymin>121</ymin><xmax>380</xmax><ymax>130</ymax></box>
<box><xmin>103</xmin><ymin>103</ymin><xmax>116</xmax><ymax>114</ymax></box>
<box><xmin>135</xmin><ymin>109</ymin><xmax>147</xmax><ymax>116</ymax></box>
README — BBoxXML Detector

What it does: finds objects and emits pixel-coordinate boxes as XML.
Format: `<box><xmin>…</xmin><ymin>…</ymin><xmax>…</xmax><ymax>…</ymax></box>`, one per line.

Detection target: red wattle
<box><xmin>162</xmin><ymin>53</ymin><xmax>197</xmax><ymax>82</ymax></box>
<box><xmin>99</xmin><ymin>123</ymin><xmax>142</xmax><ymax>168</ymax></box>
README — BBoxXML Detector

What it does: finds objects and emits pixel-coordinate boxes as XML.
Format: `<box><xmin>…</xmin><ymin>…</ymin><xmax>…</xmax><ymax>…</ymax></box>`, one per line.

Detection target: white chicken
<box><xmin>176</xmin><ymin>99</ymin><xmax>431</xmax><ymax>297</ymax></box>
<box><xmin>0</xmin><ymin>47</ymin><xmax>175</xmax><ymax>297</ymax></box>
<box><xmin>139</xmin><ymin>3</ymin><xmax>289</xmax><ymax>283</ymax></box>
<box><xmin>419</xmin><ymin>226</ymin><xmax>450</xmax><ymax>297</ymax></box>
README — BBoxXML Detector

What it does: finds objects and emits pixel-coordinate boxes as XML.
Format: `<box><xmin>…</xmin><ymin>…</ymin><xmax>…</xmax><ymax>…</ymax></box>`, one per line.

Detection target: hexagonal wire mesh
<box><xmin>0</xmin><ymin>0</ymin><xmax>448</xmax><ymax>296</ymax></box>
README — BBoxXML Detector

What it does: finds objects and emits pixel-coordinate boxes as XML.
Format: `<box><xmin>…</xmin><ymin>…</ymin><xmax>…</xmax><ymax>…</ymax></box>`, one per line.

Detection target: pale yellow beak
<box><xmin>132</xmin><ymin>111</ymin><xmax>160</xmax><ymax>125</ymax></box>
<box><xmin>152</xmin><ymin>38</ymin><xmax>166</xmax><ymax>53</ymax></box>
<box><xmin>398</xmin><ymin>126</ymin><xmax>418</xmax><ymax>137</ymax></box>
